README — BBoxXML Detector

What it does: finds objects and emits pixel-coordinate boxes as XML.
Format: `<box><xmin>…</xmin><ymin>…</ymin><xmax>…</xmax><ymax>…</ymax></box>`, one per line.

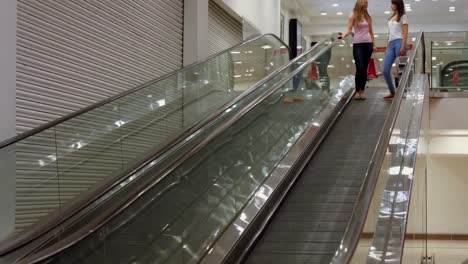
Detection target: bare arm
<box><xmin>401</xmin><ymin>23</ymin><xmax>409</xmax><ymax>55</ymax></box>
<box><xmin>341</xmin><ymin>15</ymin><xmax>354</xmax><ymax>39</ymax></box>
<box><xmin>368</xmin><ymin>17</ymin><xmax>376</xmax><ymax>50</ymax></box>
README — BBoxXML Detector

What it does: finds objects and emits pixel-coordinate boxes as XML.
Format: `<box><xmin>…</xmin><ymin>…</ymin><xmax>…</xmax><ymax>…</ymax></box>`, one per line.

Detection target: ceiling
<box><xmin>282</xmin><ymin>0</ymin><xmax>468</xmax><ymax>35</ymax></box>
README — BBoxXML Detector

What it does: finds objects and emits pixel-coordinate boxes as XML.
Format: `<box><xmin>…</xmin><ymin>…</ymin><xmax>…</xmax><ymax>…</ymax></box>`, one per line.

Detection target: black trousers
<box><xmin>353</xmin><ymin>43</ymin><xmax>373</xmax><ymax>91</ymax></box>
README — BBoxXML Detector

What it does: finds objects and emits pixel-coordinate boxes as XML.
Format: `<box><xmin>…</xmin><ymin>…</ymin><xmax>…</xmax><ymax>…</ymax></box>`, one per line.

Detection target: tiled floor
<box><xmin>352</xmin><ymin>239</ymin><xmax>468</xmax><ymax>263</ymax></box>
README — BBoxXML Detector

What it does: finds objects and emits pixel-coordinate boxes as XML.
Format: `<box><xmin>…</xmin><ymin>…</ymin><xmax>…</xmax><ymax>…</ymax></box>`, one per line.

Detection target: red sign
<box><xmin>375</xmin><ymin>47</ymin><xmax>387</xmax><ymax>53</ymax></box>
<box><xmin>272</xmin><ymin>47</ymin><xmax>290</xmax><ymax>56</ymax></box>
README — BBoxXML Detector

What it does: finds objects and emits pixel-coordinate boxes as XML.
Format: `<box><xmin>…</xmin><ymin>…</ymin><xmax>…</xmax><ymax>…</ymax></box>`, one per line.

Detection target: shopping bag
<box><xmin>368</xmin><ymin>54</ymin><xmax>377</xmax><ymax>79</ymax></box>
<box><xmin>374</xmin><ymin>56</ymin><xmax>382</xmax><ymax>76</ymax></box>
<box><xmin>308</xmin><ymin>62</ymin><xmax>319</xmax><ymax>81</ymax></box>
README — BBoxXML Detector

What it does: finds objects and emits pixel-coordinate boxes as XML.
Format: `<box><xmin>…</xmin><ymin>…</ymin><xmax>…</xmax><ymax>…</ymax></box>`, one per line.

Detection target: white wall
<box><xmin>221</xmin><ymin>0</ymin><xmax>281</xmax><ymax>36</ymax></box>
<box><xmin>183</xmin><ymin>0</ymin><xmax>209</xmax><ymax>66</ymax></box>
<box><xmin>426</xmin><ymin>156</ymin><xmax>468</xmax><ymax>234</ymax></box>
<box><xmin>430</xmin><ymin>98</ymin><xmax>468</xmax><ymax>130</ymax></box>
<box><xmin>0</xmin><ymin>0</ymin><xmax>16</xmax><ymax>240</ymax></box>
<box><xmin>405</xmin><ymin>154</ymin><xmax>468</xmax><ymax>235</ymax></box>
<box><xmin>281</xmin><ymin>8</ymin><xmax>292</xmax><ymax>45</ymax></box>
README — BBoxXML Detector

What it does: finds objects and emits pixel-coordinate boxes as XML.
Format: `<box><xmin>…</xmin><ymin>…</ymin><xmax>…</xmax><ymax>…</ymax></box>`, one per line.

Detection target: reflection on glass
<box><xmin>360</xmin><ymin>34</ymin><xmax>428</xmax><ymax>264</ymax></box>
<box><xmin>0</xmin><ymin>35</ymin><xmax>290</xmax><ymax>242</ymax></box>
<box><xmin>34</xmin><ymin>36</ymin><xmax>355</xmax><ymax>263</ymax></box>
<box><xmin>431</xmin><ymin>41</ymin><xmax>468</xmax><ymax>92</ymax></box>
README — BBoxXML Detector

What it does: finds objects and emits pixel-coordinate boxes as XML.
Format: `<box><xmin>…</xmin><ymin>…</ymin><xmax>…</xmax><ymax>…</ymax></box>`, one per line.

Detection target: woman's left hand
<box><xmin>399</xmin><ymin>47</ymin><xmax>406</xmax><ymax>57</ymax></box>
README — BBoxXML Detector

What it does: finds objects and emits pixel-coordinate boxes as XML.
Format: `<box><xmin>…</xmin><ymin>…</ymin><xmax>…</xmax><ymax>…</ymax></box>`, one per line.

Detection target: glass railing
<box><xmin>431</xmin><ymin>41</ymin><xmax>468</xmax><ymax>92</ymax></box>
<box><xmin>424</xmin><ymin>31</ymin><xmax>468</xmax><ymax>94</ymax></box>
<box><xmin>0</xmin><ymin>34</ymin><xmax>292</xmax><ymax>250</ymax></box>
<box><xmin>346</xmin><ymin>31</ymin><xmax>429</xmax><ymax>263</ymax></box>
<box><xmin>11</xmin><ymin>34</ymin><xmax>353</xmax><ymax>264</ymax></box>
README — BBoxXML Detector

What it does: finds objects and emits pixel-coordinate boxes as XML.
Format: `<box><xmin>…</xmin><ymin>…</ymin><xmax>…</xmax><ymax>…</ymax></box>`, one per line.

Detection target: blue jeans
<box><xmin>383</xmin><ymin>39</ymin><xmax>406</xmax><ymax>94</ymax></box>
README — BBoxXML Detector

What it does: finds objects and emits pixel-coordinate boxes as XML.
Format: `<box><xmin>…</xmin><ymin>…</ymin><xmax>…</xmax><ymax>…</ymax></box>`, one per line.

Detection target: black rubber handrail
<box><xmin>0</xmin><ymin>34</ymin><xmax>291</xmax><ymax>256</ymax></box>
<box><xmin>0</xmin><ymin>33</ymin><xmax>288</xmax><ymax>149</ymax></box>
<box><xmin>14</xmin><ymin>34</ymin><xmax>341</xmax><ymax>264</ymax></box>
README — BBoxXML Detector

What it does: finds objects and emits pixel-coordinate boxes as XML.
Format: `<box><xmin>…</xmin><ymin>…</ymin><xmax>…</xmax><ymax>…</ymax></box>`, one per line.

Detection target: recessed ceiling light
<box><xmin>320</xmin><ymin>11</ymin><xmax>328</xmax><ymax>15</ymax></box>
<box><xmin>432</xmin><ymin>57</ymin><xmax>437</xmax><ymax>61</ymax></box>
<box><xmin>333</xmin><ymin>4</ymin><xmax>339</xmax><ymax>7</ymax></box>
<box><xmin>384</xmin><ymin>11</ymin><xmax>391</xmax><ymax>14</ymax></box>
<box><xmin>337</xmin><ymin>12</ymin><xmax>343</xmax><ymax>15</ymax></box>
<box><xmin>374</xmin><ymin>34</ymin><xmax>379</xmax><ymax>38</ymax></box>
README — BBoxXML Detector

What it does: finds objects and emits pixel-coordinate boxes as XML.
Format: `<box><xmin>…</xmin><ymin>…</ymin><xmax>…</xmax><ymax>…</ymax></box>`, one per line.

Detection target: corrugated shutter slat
<box><xmin>16</xmin><ymin>0</ymin><xmax>184</xmax><ymax>233</ymax></box>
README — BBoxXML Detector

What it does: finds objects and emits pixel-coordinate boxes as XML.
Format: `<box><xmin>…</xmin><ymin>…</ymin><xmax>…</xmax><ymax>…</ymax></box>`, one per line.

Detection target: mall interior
<box><xmin>0</xmin><ymin>0</ymin><xmax>467</xmax><ymax>263</ymax></box>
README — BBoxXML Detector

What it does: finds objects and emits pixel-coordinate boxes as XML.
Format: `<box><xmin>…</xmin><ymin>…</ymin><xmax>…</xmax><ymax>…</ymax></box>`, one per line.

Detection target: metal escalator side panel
<box><xmin>333</xmin><ymin>31</ymin><xmax>427</xmax><ymax>264</ymax></box>
<box><xmin>0</xmin><ymin>33</ymin><xmax>291</xmax><ymax>256</ymax></box>
<box><xmin>201</xmin><ymin>36</ymin><xmax>361</xmax><ymax>264</ymax></box>
<box><xmin>6</xmin><ymin>34</ymin><xmax>340</xmax><ymax>263</ymax></box>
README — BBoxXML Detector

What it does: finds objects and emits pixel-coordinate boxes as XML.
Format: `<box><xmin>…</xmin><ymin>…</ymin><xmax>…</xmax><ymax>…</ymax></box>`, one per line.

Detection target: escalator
<box><xmin>1</xmin><ymin>31</ymin><xmax>427</xmax><ymax>264</ymax></box>
<box><xmin>0</xmin><ymin>33</ymin><xmax>293</xmax><ymax>259</ymax></box>
<box><xmin>0</xmin><ymin>34</ymin><xmax>339</xmax><ymax>263</ymax></box>
<box><xmin>243</xmin><ymin>87</ymin><xmax>390</xmax><ymax>264</ymax></box>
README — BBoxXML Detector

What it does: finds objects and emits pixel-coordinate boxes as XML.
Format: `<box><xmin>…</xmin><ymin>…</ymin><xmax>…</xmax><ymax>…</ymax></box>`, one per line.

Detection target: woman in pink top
<box><xmin>341</xmin><ymin>0</ymin><xmax>376</xmax><ymax>100</ymax></box>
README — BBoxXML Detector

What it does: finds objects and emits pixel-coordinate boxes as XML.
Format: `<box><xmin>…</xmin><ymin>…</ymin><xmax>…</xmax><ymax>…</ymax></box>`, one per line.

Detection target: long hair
<box><xmin>390</xmin><ymin>0</ymin><xmax>406</xmax><ymax>22</ymax></box>
<box><xmin>353</xmin><ymin>0</ymin><xmax>371</xmax><ymax>26</ymax></box>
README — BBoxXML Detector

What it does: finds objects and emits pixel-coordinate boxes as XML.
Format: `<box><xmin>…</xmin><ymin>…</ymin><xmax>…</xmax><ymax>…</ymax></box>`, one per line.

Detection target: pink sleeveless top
<box><xmin>351</xmin><ymin>14</ymin><xmax>372</xmax><ymax>44</ymax></box>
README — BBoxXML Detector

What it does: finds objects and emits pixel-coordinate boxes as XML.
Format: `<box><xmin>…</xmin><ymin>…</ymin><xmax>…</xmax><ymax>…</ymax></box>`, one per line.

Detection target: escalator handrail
<box><xmin>0</xmin><ymin>33</ymin><xmax>289</xmax><ymax>149</ymax></box>
<box><xmin>0</xmin><ymin>33</ymin><xmax>291</xmax><ymax>256</ymax></box>
<box><xmin>330</xmin><ymin>31</ymin><xmax>426</xmax><ymax>264</ymax></box>
<box><xmin>15</xmin><ymin>35</ymin><xmax>342</xmax><ymax>264</ymax></box>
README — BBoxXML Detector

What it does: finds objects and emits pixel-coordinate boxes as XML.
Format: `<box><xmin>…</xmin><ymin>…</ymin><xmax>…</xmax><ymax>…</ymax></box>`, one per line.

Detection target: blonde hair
<box><xmin>353</xmin><ymin>0</ymin><xmax>371</xmax><ymax>26</ymax></box>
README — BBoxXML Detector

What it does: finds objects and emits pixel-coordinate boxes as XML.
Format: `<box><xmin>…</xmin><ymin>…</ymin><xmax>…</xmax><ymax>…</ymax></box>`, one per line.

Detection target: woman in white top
<box><xmin>383</xmin><ymin>0</ymin><xmax>409</xmax><ymax>99</ymax></box>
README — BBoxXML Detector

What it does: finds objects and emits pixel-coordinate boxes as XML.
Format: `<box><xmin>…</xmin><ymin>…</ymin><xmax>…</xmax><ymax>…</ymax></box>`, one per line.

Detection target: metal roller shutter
<box><xmin>15</xmin><ymin>0</ymin><xmax>184</xmax><ymax>233</ymax></box>
<box><xmin>17</xmin><ymin>0</ymin><xmax>184</xmax><ymax>134</ymax></box>
<box><xmin>199</xmin><ymin>1</ymin><xmax>242</xmax><ymax>119</ymax></box>
<box><xmin>208</xmin><ymin>1</ymin><xmax>242</xmax><ymax>56</ymax></box>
